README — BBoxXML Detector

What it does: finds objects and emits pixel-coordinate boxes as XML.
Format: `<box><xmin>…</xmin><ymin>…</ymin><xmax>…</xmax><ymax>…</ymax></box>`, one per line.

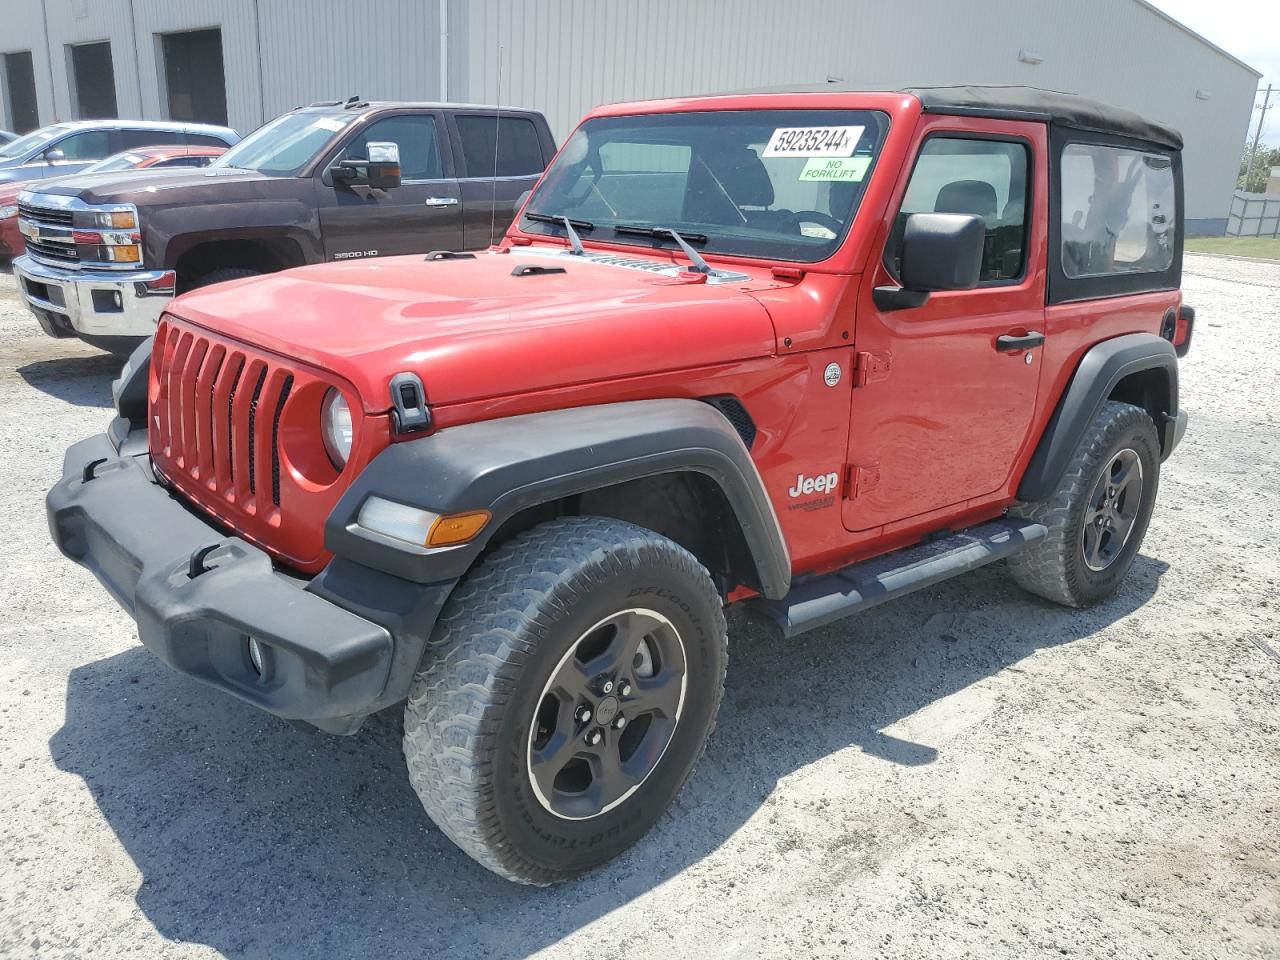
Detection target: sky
<box><xmin>1149</xmin><ymin>0</ymin><xmax>1280</xmax><ymax>147</ymax></box>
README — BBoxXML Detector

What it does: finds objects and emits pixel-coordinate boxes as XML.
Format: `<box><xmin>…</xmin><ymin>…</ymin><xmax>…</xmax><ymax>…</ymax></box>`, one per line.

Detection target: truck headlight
<box><xmin>0</xmin><ymin>204</ymin><xmax>16</xmax><ymax>220</ymax></box>
<box><xmin>321</xmin><ymin>388</ymin><xmax>353</xmax><ymax>468</ymax></box>
<box><xmin>79</xmin><ymin>209</ymin><xmax>138</xmax><ymax>229</ymax></box>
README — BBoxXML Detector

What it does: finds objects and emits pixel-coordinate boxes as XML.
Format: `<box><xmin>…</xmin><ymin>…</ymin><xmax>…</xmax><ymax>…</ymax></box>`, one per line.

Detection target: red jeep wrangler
<box><xmin>48</xmin><ymin>86</ymin><xmax>1192</xmax><ymax>884</ymax></box>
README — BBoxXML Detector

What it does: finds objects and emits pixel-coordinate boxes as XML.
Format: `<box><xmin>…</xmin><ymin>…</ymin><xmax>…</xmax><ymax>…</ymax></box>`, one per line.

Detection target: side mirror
<box><xmin>874</xmin><ymin>212</ymin><xmax>986</xmax><ymax>312</ymax></box>
<box><xmin>43</xmin><ymin>146</ymin><xmax>66</xmax><ymax>163</ymax></box>
<box><xmin>331</xmin><ymin>140</ymin><xmax>402</xmax><ymax>190</ymax></box>
<box><xmin>514</xmin><ymin>188</ymin><xmax>532</xmax><ymax>216</ymax></box>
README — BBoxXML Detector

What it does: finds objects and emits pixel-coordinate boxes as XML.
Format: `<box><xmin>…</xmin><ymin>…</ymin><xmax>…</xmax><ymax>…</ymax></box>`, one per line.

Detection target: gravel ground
<box><xmin>0</xmin><ymin>253</ymin><xmax>1277</xmax><ymax>960</ymax></box>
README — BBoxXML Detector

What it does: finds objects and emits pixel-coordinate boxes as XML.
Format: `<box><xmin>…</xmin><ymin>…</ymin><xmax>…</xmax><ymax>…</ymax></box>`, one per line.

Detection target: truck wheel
<box><xmin>403</xmin><ymin>516</ymin><xmax>727</xmax><ymax>885</ymax></box>
<box><xmin>191</xmin><ymin>267</ymin><xmax>260</xmax><ymax>288</ymax></box>
<box><xmin>1009</xmin><ymin>400</ymin><xmax>1160</xmax><ymax>607</ymax></box>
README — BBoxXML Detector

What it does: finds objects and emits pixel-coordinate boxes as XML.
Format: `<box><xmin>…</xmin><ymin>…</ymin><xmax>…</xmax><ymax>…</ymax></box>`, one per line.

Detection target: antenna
<box><xmin>488</xmin><ymin>43</ymin><xmax>504</xmax><ymax>246</ymax></box>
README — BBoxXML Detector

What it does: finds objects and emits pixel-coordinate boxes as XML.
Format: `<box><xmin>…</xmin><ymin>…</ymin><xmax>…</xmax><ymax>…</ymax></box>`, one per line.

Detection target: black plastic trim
<box><xmin>1019</xmin><ymin>333</ymin><xmax>1178</xmax><ymax>501</ymax></box>
<box><xmin>47</xmin><ymin>431</ymin><xmax>412</xmax><ymax>728</ymax></box>
<box><xmin>324</xmin><ymin>399</ymin><xmax>792</xmax><ymax>598</ymax></box>
<box><xmin>111</xmin><ymin>334</ymin><xmax>154</xmax><ymax>424</ymax></box>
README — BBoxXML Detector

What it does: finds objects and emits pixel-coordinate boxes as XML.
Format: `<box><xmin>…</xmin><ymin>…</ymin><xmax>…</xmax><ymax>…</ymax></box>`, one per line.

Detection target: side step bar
<box><xmin>754</xmin><ymin>518</ymin><xmax>1047</xmax><ymax>638</ymax></box>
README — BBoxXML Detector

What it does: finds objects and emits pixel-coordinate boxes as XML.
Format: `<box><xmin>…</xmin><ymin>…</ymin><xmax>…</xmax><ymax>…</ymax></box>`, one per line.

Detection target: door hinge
<box><xmin>844</xmin><ymin>463</ymin><xmax>881</xmax><ymax>500</ymax></box>
<box><xmin>853</xmin><ymin>350</ymin><xmax>892</xmax><ymax>387</ymax></box>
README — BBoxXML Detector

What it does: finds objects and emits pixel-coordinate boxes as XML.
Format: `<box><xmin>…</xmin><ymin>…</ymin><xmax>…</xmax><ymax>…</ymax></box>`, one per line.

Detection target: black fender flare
<box><xmin>324</xmin><ymin>399</ymin><xmax>793</xmax><ymax>598</ymax></box>
<box><xmin>1018</xmin><ymin>332</ymin><xmax>1178</xmax><ymax>502</ymax></box>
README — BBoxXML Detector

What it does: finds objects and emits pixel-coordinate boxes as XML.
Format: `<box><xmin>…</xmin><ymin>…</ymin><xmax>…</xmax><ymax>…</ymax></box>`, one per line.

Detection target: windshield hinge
<box><xmin>853</xmin><ymin>350</ymin><xmax>892</xmax><ymax>388</ymax></box>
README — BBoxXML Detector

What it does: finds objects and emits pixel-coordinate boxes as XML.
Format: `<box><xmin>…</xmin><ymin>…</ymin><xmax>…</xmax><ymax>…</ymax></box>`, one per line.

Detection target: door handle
<box><xmin>423</xmin><ymin>197</ymin><xmax>458</xmax><ymax>207</ymax></box>
<box><xmin>995</xmin><ymin>331</ymin><xmax>1045</xmax><ymax>352</ymax></box>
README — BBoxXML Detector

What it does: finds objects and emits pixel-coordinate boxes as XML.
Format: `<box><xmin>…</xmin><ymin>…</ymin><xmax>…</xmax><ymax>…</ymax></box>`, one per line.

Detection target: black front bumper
<box><xmin>48</xmin><ymin>432</ymin><xmax>415</xmax><ymax>732</ymax></box>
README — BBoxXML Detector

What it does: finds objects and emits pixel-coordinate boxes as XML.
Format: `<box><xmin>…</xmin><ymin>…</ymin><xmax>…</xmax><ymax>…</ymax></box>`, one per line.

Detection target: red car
<box><xmin>0</xmin><ymin>144</ymin><xmax>224</xmax><ymax>257</ymax></box>
<box><xmin>49</xmin><ymin>87</ymin><xmax>1190</xmax><ymax>883</ymax></box>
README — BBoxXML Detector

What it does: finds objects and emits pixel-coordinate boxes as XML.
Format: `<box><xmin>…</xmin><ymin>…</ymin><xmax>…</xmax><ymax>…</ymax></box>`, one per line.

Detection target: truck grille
<box><xmin>147</xmin><ymin>317</ymin><xmax>383</xmax><ymax>573</ymax></box>
<box><xmin>23</xmin><ymin>236</ymin><xmax>79</xmax><ymax>265</ymax></box>
<box><xmin>17</xmin><ymin>200</ymin><xmax>73</xmax><ymax>228</ymax></box>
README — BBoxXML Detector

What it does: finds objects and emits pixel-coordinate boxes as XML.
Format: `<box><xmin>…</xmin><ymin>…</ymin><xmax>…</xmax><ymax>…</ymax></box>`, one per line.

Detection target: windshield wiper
<box><xmin>613</xmin><ymin>224</ymin><xmax>712</xmax><ymax>274</ymax></box>
<box><xmin>524</xmin><ymin>212</ymin><xmax>593</xmax><ymax>256</ymax></box>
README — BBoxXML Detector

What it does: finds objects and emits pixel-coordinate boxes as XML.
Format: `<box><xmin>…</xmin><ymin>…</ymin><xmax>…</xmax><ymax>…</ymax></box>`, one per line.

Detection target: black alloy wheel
<box><xmin>528</xmin><ymin>608</ymin><xmax>687</xmax><ymax>820</ymax></box>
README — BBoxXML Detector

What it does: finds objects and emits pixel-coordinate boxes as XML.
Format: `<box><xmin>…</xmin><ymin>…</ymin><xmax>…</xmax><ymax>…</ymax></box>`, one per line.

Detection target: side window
<box><xmin>51</xmin><ymin>129</ymin><xmax>111</xmax><ymax>160</ymax></box>
<box><xmin>456</xmin><ymin>115</ymin><xmax>544</xmax><ymax>178</ymax></box>
<box><xmin>112</xmin><ymin>129</ymin><xmax>172</xmax><ymax>152</ymax></box>
<box><xmin>156</xmin><ymin>155</ymin><xmax>210</xmax><ymax>167</ymax></box>
<box><xmin>343</xmin><ymin>115</ymin><xmax>442</xmax><ymax>181</ymax></box>
<box><xmin>1060</xmin><ymin>143</ymin><xmax>1175</xmax><ymax>278</ymax></box>
<box><xmin>888</xmin><ymin>137</ymin><xmax>1030</xmax><ymax>284</ymax></box>
<box><xmin>184</xmin><ymin>132</ymin><xmax>232</xmax><ymax>147</ymax></box>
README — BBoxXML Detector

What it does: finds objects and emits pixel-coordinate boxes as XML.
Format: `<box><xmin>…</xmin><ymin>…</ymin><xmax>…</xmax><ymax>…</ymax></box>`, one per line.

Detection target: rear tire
<box><xmin>1009</xmin><ymin>400</ymin><xmax>1160</xmax><ymax>607</ymax></box>
<box><xmin>402</xmin><ymin>516</ymin><xmax>727</xmax><ymax>885</ymax></box>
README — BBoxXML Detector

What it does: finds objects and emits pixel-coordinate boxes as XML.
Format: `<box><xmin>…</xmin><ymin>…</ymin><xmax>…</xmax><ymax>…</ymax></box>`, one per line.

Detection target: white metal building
<box><xmin>0</xmin><ymin>0</ymin><xmax>1261</xmax><ymax>234</ymax></box>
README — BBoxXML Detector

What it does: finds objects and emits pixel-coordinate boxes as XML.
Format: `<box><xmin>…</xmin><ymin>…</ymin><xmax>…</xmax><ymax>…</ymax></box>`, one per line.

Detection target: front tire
<box><xmin>1009</xmin><ymin>400</ymin><xmax>1160</xmax><ymax>607</ymax></box>
<box><xmin>403</xmin><ymin>517</ymin><xmax>727</xmax><ymax>885</ymax></box>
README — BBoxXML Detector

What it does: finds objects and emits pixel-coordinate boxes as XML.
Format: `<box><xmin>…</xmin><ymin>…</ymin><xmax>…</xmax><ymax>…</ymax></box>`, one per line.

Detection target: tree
<box><xmin>1239</xmin><ymin>144</ymin><xmax>1280</xmax><ymax>193</ymax></box>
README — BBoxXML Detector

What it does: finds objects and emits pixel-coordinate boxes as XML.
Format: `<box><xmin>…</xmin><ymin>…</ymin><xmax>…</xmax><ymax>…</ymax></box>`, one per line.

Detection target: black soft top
<box><xmin>904</xmin><ymin>85</ymin><xmax>1182</xmax><ymax>150</ymax></box>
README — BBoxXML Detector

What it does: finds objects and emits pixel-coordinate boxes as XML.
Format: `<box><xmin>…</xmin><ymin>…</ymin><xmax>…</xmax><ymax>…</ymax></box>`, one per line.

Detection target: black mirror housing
<box><xmin>875</xmin><ymin>212</ymin><xmax>986</xmax><ymax>312</ymax></box>
<box><xmin>900</xmin><ymin>212</ymin><xmax>985</xmax><ymax>291</ymax></box>
<box><xmin>332</xmin><ymin>160</ymin><xmax>402</xmax><ymax>190</ymax></box>
<box><xmin>514</xmin><ymin>188</ymin><xmax>532</xmax><ymax>216</ymax></box>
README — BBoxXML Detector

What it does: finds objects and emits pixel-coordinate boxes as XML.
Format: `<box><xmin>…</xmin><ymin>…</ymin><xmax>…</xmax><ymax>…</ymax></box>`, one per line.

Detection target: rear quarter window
<box><xmin>1060</xmin><ymin>143</ymin><xmax>1176</xmax><ymax>278</ymax></box>
<box><xmin>456</xmin><ymin>115</ymin><xmax>544</xmax><ymax>178</ymax></box>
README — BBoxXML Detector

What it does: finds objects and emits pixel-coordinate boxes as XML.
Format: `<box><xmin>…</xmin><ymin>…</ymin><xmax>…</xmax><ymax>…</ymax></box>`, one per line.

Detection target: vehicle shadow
<box><xmin>50</xmin><ymin>556</ymin><xmax>1168</xmax><ymax>959</ymax></box>
<box><xmin>16</xmin><ymin>353</ymin><xmax>121</xmax><ymax>407</ymax></box>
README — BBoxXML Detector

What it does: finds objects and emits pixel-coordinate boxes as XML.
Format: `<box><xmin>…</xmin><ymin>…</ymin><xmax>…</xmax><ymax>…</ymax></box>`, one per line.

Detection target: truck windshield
<box><xmin>0</xmin><ymin>124</ymin><xmax>72</xmax><ymax>161</ymax></box>
<box><xmin>211</xmin><ymin>111</ymin><xmax>357</xmax><ymax>177</ymax></box>
<box><xmin>522</xmin><ymin>109</ymin><xmax>889</xmax><ymax>263</ymax></box>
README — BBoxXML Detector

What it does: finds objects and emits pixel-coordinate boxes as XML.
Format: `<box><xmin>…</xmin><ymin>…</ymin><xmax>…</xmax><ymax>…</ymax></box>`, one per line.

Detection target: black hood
<box><xmin>24</xmin><ymin>167</ymin><xmax>273</xmax><ymax>206</ymax></box>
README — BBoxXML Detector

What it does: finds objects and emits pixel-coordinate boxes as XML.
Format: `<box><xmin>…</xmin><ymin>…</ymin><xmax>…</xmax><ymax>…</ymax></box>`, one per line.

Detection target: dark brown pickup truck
<box><xmin>14</xmin><ymin>99</ymin><xmax>556</xmax><ymax>353</ymax></box>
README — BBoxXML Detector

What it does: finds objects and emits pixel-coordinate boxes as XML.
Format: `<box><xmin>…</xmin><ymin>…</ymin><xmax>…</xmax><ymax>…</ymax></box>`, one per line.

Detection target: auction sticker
<box><xmin>798</xmin><ymin>156</ymin><xmax>872</xmax><ymax>182</ymax></box>
<box><xmin>762</xmin><ymin>125</ymin><xmax>863</xmax><ymax>158</ymax></box>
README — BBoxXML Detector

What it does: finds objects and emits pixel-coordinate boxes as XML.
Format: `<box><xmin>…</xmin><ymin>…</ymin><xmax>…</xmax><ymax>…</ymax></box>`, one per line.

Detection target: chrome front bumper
<box><xmin>14</xmin><ymin>254</ymin><xmax>175</xmax><ymax>345</ymax></box>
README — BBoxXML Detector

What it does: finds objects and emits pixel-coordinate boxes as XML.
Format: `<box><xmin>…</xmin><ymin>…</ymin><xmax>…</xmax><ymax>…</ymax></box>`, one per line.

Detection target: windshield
<box><xmin>83</xmin><ymin>151</ymin><xmax>149</xmax><ymax>173</ymax></box>
<box><xmin>0</xmin><ymin>124</ymin><xmax>72</xmax><ymax>161</ymax></box>
<box><xmin>211</xmin><ymin>111</ymin><xmax>357</xmax><ymax>176</ymax></box>
<box><xmin>523</xmin><ymin>109</ymin><xmax>889</xmax><ymax>263</ymax></box>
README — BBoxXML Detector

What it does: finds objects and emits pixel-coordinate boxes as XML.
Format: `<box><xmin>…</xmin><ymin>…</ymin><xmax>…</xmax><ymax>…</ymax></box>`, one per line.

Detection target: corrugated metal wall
<box><xmin>0</xmin><ymin>0</ymin><xmax>1259</xmax><ymax>225</ymax></box>
<box><xmin>256</xmin><ymin>0</ymin><xmax>443</xmax><ymax>124</ymax></box>
<box><xmin>460</xmin><ymin>0</ymin><xmax>1259</xmax><ymax>224</ymax></box>
<box><xmin>0</xmin><ymin>3</ymin><xmax>57</xmax><ymax>127</ymax></box>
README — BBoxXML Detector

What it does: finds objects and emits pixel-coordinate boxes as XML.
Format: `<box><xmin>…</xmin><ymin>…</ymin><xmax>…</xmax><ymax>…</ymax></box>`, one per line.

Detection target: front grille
<box><xmin>17</xmin><ymin>201</ymin><xmax>73</xmax><ymax>228</ymax></box>
<box><xmin>24</xmin><ymin>237</ymin><xmax>78</xmax><ymax>265</ymax></box>
<box><xmin>151</xmin><ymin>323</ymin><xmax>295</xmax><ymax>518</ymax></box>
<box><xmin>149</xmin><ymin>317</ymin><xmax>383</xmax><ymax>573</ymax></box>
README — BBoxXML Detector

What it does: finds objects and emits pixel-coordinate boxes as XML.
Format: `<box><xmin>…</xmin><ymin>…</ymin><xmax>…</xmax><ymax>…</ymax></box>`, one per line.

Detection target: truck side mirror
<box><xmin>514</xmin><ymin>189</ymin><xmax>532</xmax><ymax>216</ymax></box>
<box><xmin>43</xmin><ymin>146</ymin><xmax>66</xmax><ymax>163</ymax></box>
<box><xmin>874</xmin><ymin>212</ymin><xmax>986</xmax><ymax>312</ymax></box>
<box><xmin>331</xmin><ymin>141</ymin><xmax>402</xmax><ymax>190</ymax></box>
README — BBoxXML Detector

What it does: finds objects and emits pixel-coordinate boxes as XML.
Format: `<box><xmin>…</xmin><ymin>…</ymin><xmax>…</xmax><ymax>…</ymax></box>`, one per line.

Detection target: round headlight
<box><xmin>321</xmin><ymin>388</ymin><xmax>353</xmax><ymax>468</ymax></box>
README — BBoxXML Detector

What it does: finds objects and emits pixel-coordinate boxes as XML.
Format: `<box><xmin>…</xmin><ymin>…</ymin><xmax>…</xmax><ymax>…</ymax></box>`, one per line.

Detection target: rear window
<box><xmin>456</xmin><ymin>115</ymin><xmax>544</xmax><ymax>178</ymax></box>
<box><xmin>1060</xmin><ymin>143</ymin><xmax>1176</xmax><ymax>278</ymax></box>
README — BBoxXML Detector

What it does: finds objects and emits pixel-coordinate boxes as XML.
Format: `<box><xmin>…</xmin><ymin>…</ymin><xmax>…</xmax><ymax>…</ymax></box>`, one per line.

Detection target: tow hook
<box><xmin>187</xmin><ymin>544</ymin><xmax>220</xmax><ymax>579</ymax></box>
<box><xmin>81</xmin><ymin>458</ymin><xmax>108</xmax><ymax>483</ymax></box>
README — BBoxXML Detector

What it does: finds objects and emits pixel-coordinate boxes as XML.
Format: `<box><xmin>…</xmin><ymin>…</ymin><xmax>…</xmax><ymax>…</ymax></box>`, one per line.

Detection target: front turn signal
<box><xmin>427</xmin><ymin>510</ymin><xmax>492</xmax><ymax>547</ymax></box>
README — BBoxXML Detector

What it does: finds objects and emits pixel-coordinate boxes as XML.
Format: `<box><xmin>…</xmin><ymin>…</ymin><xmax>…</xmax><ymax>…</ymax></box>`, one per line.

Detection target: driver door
<box><xmin>318</xmin><ymin>111</ymin><xmax>463</xmax><ymax>260</ymax></box>
<box><xmin>843</xmin><ymin>119</ymin><xmax>1048</xmax><ymax>532</ymax></box>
